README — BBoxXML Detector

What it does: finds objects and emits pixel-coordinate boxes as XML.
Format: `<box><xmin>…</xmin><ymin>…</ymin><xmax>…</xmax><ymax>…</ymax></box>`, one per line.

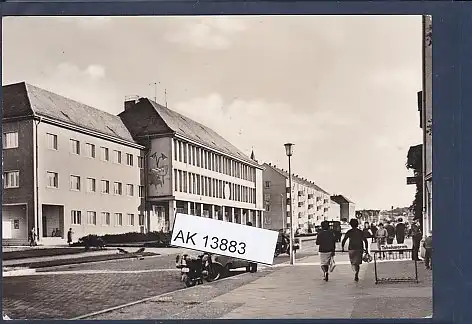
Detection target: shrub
<box><xmin>75</xmin><ymin>231</ymin><xmax>172</xmax><ymax>248</ymax></box>
<box><xmin>76</xmin><ymin>235</ymin><xmax>106</xmax><ymax>251</ymax></box>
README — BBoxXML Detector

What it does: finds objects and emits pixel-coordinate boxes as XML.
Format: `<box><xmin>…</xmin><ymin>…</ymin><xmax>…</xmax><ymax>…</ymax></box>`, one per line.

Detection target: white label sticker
<box><xmin>380</xmin><ymin>244</ymin><xmax>409</xmax><ymax>250</ymax></box>
<box><xmin>171</xmin><ymin>213</ymin><xmax>279</xmax><ymax>265</ymax></box>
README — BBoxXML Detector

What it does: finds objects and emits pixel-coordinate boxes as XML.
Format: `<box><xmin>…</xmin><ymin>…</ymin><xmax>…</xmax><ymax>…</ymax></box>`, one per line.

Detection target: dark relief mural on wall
<box><xmin>149</xmin><ymin>152</ymin><xmax>169</xmax><ymax>190</ymax></box>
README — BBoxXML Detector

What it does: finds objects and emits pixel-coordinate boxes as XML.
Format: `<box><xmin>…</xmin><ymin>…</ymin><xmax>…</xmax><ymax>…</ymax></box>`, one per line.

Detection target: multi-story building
<box><xmin>2</xmin><ymin>83</ymin><xmax>265</xmax><ymax>246</ymax></box>
<box><xmin>422</xmin><ymin>15</ymin><xmax>432</xmax><ymax>236</ymax></box>
<box><xmin>408</xmin><ymin>16</ymin><xmax>432</xmax><ymax>238</ymax></box>
<box><xmin>328</xmin><ymin>199</ymin><xmax>341</xmax><ymax>222</ymax></box>
<box><xmin>261</xmin><ymin>163</ymin><xmax>331</xmax><ymax>232</ymax></box>
<box><xmin>330</xmin><ymin>195</ymin><xmax>356</xmax><ymax>222</ymax></box>
<box><xmin>119</xmin><ymin>97</ymin><xmax>265</xmax><ymax>232</ymax></box>
<box><xmin>2</xmin><ymin>82</ymin><xmax>145</xmax><ymax>245</ymax></box>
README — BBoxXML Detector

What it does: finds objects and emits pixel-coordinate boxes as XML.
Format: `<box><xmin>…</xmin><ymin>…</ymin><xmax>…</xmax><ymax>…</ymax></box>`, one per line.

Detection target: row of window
<box><xmin>48</xmin><ymin>172</ymin><xmax>144</xmax><ymax>197</ymax></box>
<box><xmin>174</xmin><ymin>168</ymin><xmax>256</xmax><ymax>204</ymax></box>
<box><xmin>46</xmin><ymin>132</ymin><xmax>144</xmax><ymax>167</ymax></box>
<box><xmin>70</xmin><ymin>210</ymin><xmax>145</xmax><ymax>226</ymax></box>
<box><xmin>2</xmin><ymin>131</ymin><xmax>144</xmax><ymax>167</ymax></box>
<box><xmin>2</xmin><ymin>170</ymin><xmax>145</xmax><ymax>198</ymax></box>
<box><xmin>173</xmin><ymin>139</ymin><xmax>256</xmax><ymax>182</ymax></box>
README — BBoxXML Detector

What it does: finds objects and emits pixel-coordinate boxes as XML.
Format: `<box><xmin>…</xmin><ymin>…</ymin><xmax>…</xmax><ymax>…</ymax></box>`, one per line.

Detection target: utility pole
<box><xmin>165</xmin><ymin>89</ymin><xmax>168</xmax><ymax>108</ymax></box>
<box><xmin>149</xmin><ymin>82</ymin><xmax>159</xmax><ymax>102</ymax></box>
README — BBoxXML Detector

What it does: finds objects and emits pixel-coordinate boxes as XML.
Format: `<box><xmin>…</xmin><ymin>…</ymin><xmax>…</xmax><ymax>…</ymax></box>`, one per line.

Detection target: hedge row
<box><xmin>73</xmin><ymin>231</ymin><xmax>172</xmax><ymax>248</ymax></box>
<box><xmin>3</xmin><ymin>248</ymin><xmax>86</xmax><ymax>261</ymax></box>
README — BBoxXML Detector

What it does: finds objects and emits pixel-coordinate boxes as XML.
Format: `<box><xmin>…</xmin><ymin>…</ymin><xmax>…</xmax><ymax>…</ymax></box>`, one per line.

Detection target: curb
<box><xmin>3</xmin><ymin>268</ymin><xmax>37</xmax><ymax>277</ymax></box>
<box><xmin>33</xmin><ymin>254</ymin><xmax>163</xmax><ymax>273</ymax></box>
<box><xmin>5</xmin><ymin>253</ymin><xmax>161</xmax><ymax>270</ymax></box>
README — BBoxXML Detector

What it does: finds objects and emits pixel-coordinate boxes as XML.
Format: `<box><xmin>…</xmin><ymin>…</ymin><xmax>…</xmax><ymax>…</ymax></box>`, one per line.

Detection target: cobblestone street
<box><xmin>3</xmin><ymin>270</ymin><xmax>183</xmax><ymax>319</ymax></box>
<box><xmin>2</xmin><ymin>248</ymin><xmax>309</xmax><ymax>319</ymax></box>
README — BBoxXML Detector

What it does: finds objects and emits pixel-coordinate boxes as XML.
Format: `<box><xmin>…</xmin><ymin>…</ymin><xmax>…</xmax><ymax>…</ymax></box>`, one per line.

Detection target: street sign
<box><xmin>380</xmin><ymin>244</ymin><xmax>409</xmax><ymax>251</ymax></box>
<box><xmin>406</xmin><ymin>176</ymin><xmax>421</xmax><ymax>185</ymax></box>
<box><xmin>171</xmin><ymin>213</ymin><xmax>279</xmax><ymax>265</ymax></box>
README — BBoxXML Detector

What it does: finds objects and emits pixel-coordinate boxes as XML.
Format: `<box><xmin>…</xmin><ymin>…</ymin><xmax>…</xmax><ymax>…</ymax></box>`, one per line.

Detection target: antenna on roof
<box><xmin>149</xmin><ymin>82</ymin><xmax>160</xmax><ymax>102</ymax></box>
<box><xmin>165</xmin><ymin>89</ymin><xmax>168</xmax><ymax>108</ymax></box>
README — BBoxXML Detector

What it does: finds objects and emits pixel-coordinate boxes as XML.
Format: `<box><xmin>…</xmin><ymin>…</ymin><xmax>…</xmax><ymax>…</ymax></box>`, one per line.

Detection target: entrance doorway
<box><xmin>42</xmin><ymin>205</ymin><xmax>65</xmax><ymax>238</ymax></box>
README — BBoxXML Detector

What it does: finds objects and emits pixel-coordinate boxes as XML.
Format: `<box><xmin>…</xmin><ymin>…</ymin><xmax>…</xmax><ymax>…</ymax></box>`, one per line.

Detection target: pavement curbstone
<box><xmin>3</xmin><ymin>268</ymin><xmax>37</xmax><ymax>277</ymax></box>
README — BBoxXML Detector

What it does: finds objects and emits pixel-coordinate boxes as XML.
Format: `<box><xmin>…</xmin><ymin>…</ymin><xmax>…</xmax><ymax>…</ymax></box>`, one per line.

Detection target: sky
<box><xmin>2</xmin><ymin>15</ymin><xmax>423</xmax><ymax>210</ymax></box>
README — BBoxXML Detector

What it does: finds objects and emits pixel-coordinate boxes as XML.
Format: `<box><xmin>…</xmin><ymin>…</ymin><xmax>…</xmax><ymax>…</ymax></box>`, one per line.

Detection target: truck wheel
<box><xmin>207</xmin><ymin>263</ymin><xmax>224</xmax><ymax>281</ymax></box>
<box><xmin>182</xmin><ymin>274</ymin><xmax>195</xmax><ymax>287</ymax></box>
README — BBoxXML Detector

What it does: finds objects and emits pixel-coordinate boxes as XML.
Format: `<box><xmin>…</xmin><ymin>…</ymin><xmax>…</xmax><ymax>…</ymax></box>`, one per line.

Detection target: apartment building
<box><xmin>330</xmin><ymin>195</ymin><xmax>356</xmax><ymax>222</ymax></box>
<box><xmin>2</xmin><ymin>82</ymin><xmax>145</xmax><ymax>245</ymax></box>
<box><xmin>261</xmin><ymin>163</ymin><xmax>331</xmax><ymax>232</ymax></box>
<box><xmin>328</xmin><ymin>199</ymin><xmax>341</xmax><ymax>222</ymax></box>
<box><xmin>119</xmin><ymin>97</ymin><xmax>265</xmax><ymax>232</ymax></box>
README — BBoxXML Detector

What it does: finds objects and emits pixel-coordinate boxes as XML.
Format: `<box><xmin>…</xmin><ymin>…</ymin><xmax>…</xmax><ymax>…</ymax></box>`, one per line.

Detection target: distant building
<box><xmin>328</xmin><ymin>200</ymin><xmax>341</xmax><ymax>222</ymax></box>
<box><xmin>261</xmin><ymin>163</ymin><xmax>331</xmax><ymax>232</ymax></box>
<box><xmin>330</xmin><ymin>195</ymin><xmax>356</xmax><ymax>222</ymax></box>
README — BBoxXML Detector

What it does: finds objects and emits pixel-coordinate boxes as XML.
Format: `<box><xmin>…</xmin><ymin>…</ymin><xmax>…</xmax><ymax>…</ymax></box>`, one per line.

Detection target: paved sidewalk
<box><xmin>218</xmin><ymin>259</ymin><xmax>431</xmax><ymax>319</ymax></box>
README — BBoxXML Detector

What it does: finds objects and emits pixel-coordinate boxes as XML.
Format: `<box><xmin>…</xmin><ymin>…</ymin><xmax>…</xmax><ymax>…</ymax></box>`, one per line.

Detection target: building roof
<box><xmin>3</xmin><ymin>82</ymin><xmax>137</xmax><ymax>144</ymax></box>
<box><xmin>331</xmin><ymin>194</ymin><xmax>355</xmax><ymax>205</ymax></box>
<box><xmin>120</xmin><ymin>97</ymin><xmax>259</xmax><ymax>166</ymax></box>
<box><xmin>262</xmin><ymin>162</ymin><xmax>330</xmax><ymax>195</ymax></box>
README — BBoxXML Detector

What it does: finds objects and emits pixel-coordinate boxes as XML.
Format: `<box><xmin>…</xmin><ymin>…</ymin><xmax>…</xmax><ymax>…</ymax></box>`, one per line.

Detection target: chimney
<box><xmin>124</xmin><ymin>97</ymin><xmax>140</xmax><ymax>111</ymax></box>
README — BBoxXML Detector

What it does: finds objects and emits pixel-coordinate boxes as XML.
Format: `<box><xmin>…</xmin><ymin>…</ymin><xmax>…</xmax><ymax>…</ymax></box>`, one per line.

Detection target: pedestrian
<box><xmin>370</xmin><ymin>223</ymin><xmax>378</xmax><ymax>243</ymax></box>
<box><xmin>362</xmin><ymin>222</ymin><xmax>373</xmax><ymax>241</ymax></box>
<box><xmin>410</xmin><ymin>219</ymin><xmax>423</xmax><ymax>261</ymax></box>
<box><xmin>423</xmin><ymin>230</ymin><xmax>433</xmax><ymax>270</ymax></box>
<box><xmin>246</xmin><ymin>222</ymin><xmax>257</xmax><ymax>273</ymax></box>
<box><xmin>29</xmin><ymin>227</ymin><xmax>37</xmax><ymax>247</ymax></box>
<box><xmin>385</xmin><ymin>220</ymin><xmax>395</xmax><ymax>245</ymax></box>
<box><xmin>375</xmin><ymin>223</ymin><xmax>388</xmax><ymax>259</ymax></box>
<box><xmin>341</xmin><ymin>219</ymin><xmax>369</xmax><ymax>282</ymax></box>
<box><xmin>316</xmin><ymin>221</ymin><xmax>337</xmax><ymax>281</ymax></box>
<box><xmin>395</xmin><ymin>218</ymin><xmax>406</xmax><ymax>244</ymax></box>
<box><xmin>67</xmin><ymin>228</ymin><xmax>73</xmax><ymax>246</ymax></box>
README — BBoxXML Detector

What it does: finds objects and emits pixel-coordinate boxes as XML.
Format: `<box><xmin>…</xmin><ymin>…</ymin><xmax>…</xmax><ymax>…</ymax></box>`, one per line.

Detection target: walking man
<box><xmin>341</xmin><ymin>219</ymin><xmax>369</xmax><ymax>282</ymax></box>
<box><xmin>395</xmin><ymin>218</ymin><xmax>406</xmax><ymax>244</ymax></box>
<box><xmin>385</xmin><ymin>220</ymin><xmax>395</xmax><ymax>245</ymax></box>
<box><xmin>67</xmin><ymin>228</ymin><xmax>73</xmax><ymax>246</ymax></box>
<box><xmin>29</xmin><ymin>227</ymin><xmax>37</xmax><ymax>247</ymax></box>
<box><xmin>316</xmin><ymin>221</ymin><xmax>337</xmax><ymax>281</ymax></box>
<box><xmin>370</xmin><ymin>223</ymin><xmax>378</xmax><ymax>243</ymax></box>
<box><xmin>410</xmin><ymin>219</ymin><xmax>423</xmax><ymax>261</ymax></box>
<box><xmin>375</xmin><ymin>223</ymin><xmax>388</xmax><ymax>259</ymax></box>
<box><xmin>424</xmin><ymin>230</ymin><xmax>433</xmax><ymax>270</ymax></box>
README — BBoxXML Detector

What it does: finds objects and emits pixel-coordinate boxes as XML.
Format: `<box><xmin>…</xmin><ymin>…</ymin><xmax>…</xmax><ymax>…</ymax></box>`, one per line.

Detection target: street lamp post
<box><xmin>281</xmin><ymin>194</ymin><xmax>285</xmax><ymax>233</ymax></box>
<box><xmin>284</xmin><ymin>143</ymin><xmax>295</xmax><ymax>265</ymax></box>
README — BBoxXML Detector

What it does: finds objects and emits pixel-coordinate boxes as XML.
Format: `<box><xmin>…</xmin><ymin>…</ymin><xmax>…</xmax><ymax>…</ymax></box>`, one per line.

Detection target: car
<box><xmin>315</xmin><ymin>221</ymin><xmax>343</xmax><ymax>242</ymax></box>
<box><xmin>210</xmin><ymin>254</ymin><xmax>255</xmax><ymax>278</ymax></box>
